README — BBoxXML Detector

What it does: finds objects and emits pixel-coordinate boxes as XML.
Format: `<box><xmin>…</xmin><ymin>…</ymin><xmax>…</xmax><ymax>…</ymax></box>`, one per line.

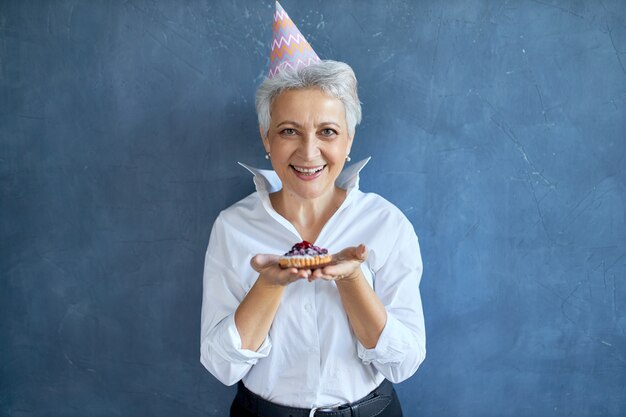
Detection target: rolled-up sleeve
<box><xmin>357</xmin><ymin>218</ymin><xmax>426</xmax><ymax>383</ymax></box>
<box><xmin>200</xmin><ymin>216</ymin><xmax>271</xmax><ymax>386</ymax></box>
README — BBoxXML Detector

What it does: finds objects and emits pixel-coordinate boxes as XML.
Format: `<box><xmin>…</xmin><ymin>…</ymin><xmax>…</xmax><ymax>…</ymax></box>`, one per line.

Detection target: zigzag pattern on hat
<box><xmin>273</xmin><ymin>19</ymin><xmax>294</xmax><ymax>31</ymax></box>
<box><xmin>271</xmin><ymin>40</ymin><xmax>314</xmax><ymax>59</ymax></box>
<box><xmin>273</xmin><ymin>8</ymin><xmax>291</xmax><ymax>23</ymax></box>
<box><xmin>272</xmin><ymin>33</ymin><xmax>308</xmax><ymax>50</ymax></box>
<box><xmin>269</xmin><ymin>58</ymin><xmax>321</xmax><ymax>79</ymax></box>
<box><xmin>269</xmin><ymin>1</ymin><xmax>320</xmax><ymax>79</ymax></box>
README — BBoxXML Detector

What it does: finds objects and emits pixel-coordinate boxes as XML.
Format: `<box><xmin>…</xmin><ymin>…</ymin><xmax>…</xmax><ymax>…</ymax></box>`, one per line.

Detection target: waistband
<box><xmin>234</xmin><ymin>379</ymin><xmax>394</xmax><ymax>417</ymax></box>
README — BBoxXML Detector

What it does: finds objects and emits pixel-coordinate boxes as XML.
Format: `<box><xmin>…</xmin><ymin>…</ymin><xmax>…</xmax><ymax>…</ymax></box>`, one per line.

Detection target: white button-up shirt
<box><xmin>200</xmin><ymin>158</ymin><xmax>426</xmax><ymax>408</ymax></box>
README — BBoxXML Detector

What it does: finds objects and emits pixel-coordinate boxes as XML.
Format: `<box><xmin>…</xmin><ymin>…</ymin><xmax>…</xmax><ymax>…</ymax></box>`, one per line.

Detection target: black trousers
<box><xmin>230</xmin><ymin>383</ymin><xmax>404</xmax><ymax>417</ymax></box>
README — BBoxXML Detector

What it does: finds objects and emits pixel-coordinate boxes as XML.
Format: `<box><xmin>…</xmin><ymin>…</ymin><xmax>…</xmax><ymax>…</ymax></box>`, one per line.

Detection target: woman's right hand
<box><xmin>250</xmin><ymin>254</ymin><xmax>311</xmax><ymax>287</ymax></box>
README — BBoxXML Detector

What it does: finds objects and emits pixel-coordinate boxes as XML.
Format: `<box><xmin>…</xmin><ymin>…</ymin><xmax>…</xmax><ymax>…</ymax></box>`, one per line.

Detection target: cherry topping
<box><xmin>284</xmin><ymin>240</ymin><xmax>328</xmax><ymax>256</ymax></box>
<box><xmin>294</xmin><ymin>241</ymin><xmax>313</xmax><ymax>250</ymax></box>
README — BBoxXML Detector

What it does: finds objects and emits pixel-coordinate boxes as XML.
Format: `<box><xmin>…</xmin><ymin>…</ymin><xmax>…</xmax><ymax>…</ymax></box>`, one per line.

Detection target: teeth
<box><xmin>292</xmin><ymin>165</ymin><xmax>324</xmax><ymax>174</ymax></box>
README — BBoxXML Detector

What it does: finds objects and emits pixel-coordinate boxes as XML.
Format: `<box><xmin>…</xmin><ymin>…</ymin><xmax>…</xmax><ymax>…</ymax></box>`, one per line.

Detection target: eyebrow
<box><xmin>275</xmin><ymin>121</ymin><xmax>341</xmax><ymax>129</ymax></box>
<box><xmin>276</xmin><ymin>121</ymin><xmax>302</xmax><ymax>128</ymax></box>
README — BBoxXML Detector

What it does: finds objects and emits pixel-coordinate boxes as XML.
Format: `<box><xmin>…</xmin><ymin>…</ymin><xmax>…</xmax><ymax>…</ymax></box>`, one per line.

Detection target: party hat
<box><xmin>269</xmin><ymin>1</ymin><xmax>321</xmax><ymax>78</ymax></box>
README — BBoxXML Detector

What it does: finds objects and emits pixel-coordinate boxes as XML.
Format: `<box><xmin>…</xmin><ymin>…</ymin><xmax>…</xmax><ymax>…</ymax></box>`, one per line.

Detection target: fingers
<box><xmin>320</xmin><ymin>264</ymin><xmax>348</xmax><ymax>277</ymax></box>
<box><xmin>332</xmin><ymin>244</ymin><xmax>368</xmax><ymax>263</ymax></box>
<box><xmin>275</xmin><ymin>266</ymin><xmax>309</xmax><ymax>281</ymax></box>
<box><xmin>309</xmin><ymin>269</ymin><xmax>324</xmax><ymax>282</ymax></box>
<box><xmin>285</xmin><ymin>268</ymin><xmax>307</xmax><ymax>284</ymax></box>
<box><xmin>355</xmin><ymin>244</ymin><xmax>367</xmax><ymax>261</ymax></box>
<box><xmin>258</xmin><ymin>266</ymin><xmax>311</xmax><ymax>287</ymax></box>
<box><xmin>250</xmin><ymin>254</ymin><xmax>280</xmax><ymax>272</ymax></box>
<box><xmin>311</xmin><ymin>262</ymin><xmax>349</xmax><ymax>280</ymax></box>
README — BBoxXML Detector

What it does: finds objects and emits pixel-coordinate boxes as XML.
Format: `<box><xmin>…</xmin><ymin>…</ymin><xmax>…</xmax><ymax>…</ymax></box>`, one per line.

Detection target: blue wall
<box><xmin>2</xmin><ymin>1</ymin><xmax>625</xmax><ymax>416</ymax></box>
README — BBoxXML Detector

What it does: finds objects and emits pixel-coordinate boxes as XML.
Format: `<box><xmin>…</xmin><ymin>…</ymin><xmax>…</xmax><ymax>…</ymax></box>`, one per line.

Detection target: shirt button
<box><xmin>304</xmin><ymin>303</ymin><xmax>312</xmax><ymax>312</ymax></box>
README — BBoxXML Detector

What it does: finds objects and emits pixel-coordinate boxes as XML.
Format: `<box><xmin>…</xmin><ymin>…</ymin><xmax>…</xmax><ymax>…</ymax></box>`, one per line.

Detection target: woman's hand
<box><xmin>309</xmin><ymin>244</ymin><xmax>368</xmax><ymax>282</ymax></box>
<box><xmin>250</xmin><ymin>254</ymin><xmax>312</xmax><ymax>287</ymax></box>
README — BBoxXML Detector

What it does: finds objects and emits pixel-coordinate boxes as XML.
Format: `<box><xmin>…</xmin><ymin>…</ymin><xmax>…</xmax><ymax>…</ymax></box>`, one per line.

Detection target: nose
<box><xmin>299</xmin><ymin>133</ymin><xmax>320</xmax><ymax>161</ymax></box>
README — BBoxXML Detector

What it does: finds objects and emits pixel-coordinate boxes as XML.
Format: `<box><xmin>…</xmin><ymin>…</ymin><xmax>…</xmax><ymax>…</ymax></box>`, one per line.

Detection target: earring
<box><xmin>265</xmin><ymin>152</ymin><xmax>271</xmax><ymax>159</ymax></box>
<box><xmin>346</xmin><ymin>155</ymin><xmax>351</xmax><ymax>162</ymax></box>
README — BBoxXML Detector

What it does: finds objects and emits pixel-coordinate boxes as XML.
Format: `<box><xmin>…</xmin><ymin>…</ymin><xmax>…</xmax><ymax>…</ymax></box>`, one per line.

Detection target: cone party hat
<box><xmin>269</xmin><ymin>1</ymin><xmax>321</xmax><ymax>78</ymax></box>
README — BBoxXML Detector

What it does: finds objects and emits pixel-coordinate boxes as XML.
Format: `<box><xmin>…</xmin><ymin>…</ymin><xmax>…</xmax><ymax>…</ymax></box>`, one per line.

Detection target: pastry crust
<box><xmin>278</xmin><ymin>254</ymin><xmax>332</xmax><ymax>269</ymax></box>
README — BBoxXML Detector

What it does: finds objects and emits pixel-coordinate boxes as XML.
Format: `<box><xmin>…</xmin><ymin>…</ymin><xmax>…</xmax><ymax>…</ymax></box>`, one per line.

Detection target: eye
<box><xmin>281</xmin><ymin>128</ymin><xmax>297</xmax><ymax>136</ymax></box>
<box><xmin>320</xmin><ymin>128</ymin><xmax>337</xmax><ymax>137</ymax></box>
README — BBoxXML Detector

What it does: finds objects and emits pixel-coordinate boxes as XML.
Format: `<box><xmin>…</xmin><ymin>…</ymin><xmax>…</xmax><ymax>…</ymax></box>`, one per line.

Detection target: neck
<box><xmin>270</xmin><ymin>187</ymin><xmax>347</xmax><ymax>243</ymax></box>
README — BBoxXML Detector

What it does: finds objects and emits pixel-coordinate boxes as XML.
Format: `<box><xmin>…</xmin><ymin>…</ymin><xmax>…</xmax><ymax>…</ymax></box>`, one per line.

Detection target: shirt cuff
<box><xmin>357</xmin><ymin>313</ymin><xmax>407</xmax><ymax>366</ymax></box>
<box><xmin>212</xmin><ymin>314</ymin><xmax>272</xmax><ymax>364</ymax></box>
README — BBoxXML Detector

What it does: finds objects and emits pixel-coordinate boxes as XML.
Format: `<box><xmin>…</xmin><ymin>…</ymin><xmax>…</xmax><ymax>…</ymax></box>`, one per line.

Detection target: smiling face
<box><xmin>262</xmin><ymin>88</ymin><xmax>353</xmax><ymax>201</ymax></box>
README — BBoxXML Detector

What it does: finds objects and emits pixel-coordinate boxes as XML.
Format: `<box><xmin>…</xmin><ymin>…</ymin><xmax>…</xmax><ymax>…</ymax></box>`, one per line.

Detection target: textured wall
<box><xmin>1</xmin><ymin>1</ymin><xmax>625</xmax><ymax>416</ymax></box>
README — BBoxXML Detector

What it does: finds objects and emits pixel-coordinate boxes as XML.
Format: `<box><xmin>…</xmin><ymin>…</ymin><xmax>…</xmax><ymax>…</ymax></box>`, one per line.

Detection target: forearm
<box><xmin>336</xmin><ymin>270</ymin><xmax>387</xmax><ymax>349</ymax></box>
<box><xmin>234</xmin><ymin>276</ymin><xmax>285</xmax><ymax>351</ymax></box>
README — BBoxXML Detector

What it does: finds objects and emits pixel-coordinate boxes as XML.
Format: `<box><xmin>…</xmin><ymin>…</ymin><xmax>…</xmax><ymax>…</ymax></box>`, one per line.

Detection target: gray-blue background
<box><xmin>2</xmin><ymin>1</ymin><xmax>625</xmax><ymax>416</ymax></box>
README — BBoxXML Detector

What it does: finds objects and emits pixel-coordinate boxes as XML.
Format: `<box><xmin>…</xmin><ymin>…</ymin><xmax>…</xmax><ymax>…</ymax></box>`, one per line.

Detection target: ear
<box><xmin>260</xmin><ymin>126</ymin><xmax>270</xmax><ymax>153</ymax></box>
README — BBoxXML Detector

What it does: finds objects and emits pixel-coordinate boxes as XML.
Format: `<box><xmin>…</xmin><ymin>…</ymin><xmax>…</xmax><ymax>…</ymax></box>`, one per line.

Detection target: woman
<box><xmin>200</xmin><ymin>59</ymin><xmax>426</xmax><ymax>417</ymax></box>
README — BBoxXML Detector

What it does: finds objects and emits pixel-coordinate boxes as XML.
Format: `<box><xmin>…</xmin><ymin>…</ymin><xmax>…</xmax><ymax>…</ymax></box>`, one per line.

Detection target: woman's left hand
<box><xmin>309</xmin><ymin>244</ymin><xmax>368</xmax><ymax>282</ymax></box>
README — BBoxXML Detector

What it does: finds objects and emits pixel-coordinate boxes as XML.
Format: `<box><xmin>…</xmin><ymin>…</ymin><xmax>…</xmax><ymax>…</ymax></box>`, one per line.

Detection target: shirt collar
<box><xmin>238</xmin><ymin>157</ymin><xmax>371</xmax><ymax>196</ymax></box>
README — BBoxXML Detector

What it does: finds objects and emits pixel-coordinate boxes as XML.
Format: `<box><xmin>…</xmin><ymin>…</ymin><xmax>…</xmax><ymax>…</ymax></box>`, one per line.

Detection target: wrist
<box><xmin>337</xmin><ymin>268</ymin><xmax>363</xmax><ymax>285</ymax></box>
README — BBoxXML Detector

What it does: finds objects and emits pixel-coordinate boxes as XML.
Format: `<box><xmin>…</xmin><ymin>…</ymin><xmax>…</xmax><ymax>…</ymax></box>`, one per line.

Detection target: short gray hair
<box><xmin>255</xmin><ymin>60</ymin><xmax>362</xmax><ymax>138</ymax></box>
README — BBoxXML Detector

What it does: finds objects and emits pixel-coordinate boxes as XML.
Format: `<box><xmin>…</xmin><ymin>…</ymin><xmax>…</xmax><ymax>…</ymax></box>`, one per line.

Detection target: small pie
<box><xmin>278</xmin><ymin>241</ymin><xmax>332</xmax><ymax>269</ymax></box>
